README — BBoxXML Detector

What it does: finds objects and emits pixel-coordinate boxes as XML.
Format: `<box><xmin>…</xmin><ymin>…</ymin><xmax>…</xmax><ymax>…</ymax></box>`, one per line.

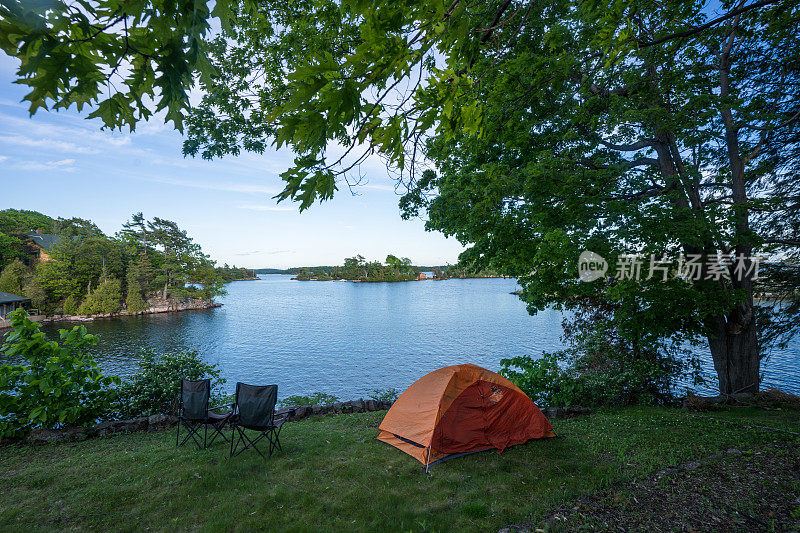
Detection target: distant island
<box><xmin>257</xmin><ymin>255</ymin><xmax>500</xmax><ymax>282</ymax></box>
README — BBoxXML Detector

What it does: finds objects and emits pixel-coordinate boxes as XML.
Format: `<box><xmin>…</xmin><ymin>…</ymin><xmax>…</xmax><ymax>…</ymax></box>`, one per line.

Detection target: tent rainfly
<box><xmin>377</xmin><ymin>364</ymin><xmax>555</xmax><ymax>468</ymax></box>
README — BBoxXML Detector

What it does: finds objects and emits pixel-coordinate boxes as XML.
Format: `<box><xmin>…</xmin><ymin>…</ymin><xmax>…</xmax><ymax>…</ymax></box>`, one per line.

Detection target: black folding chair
<box><xmin>230</xmin><ymin>383</ymin><xmax>288</xmax><ymax>458</ymax></box>
<box><xmin>176</xmin><ymin>379</ymin><xmax>233</xmax><ymax>449</ymax></box>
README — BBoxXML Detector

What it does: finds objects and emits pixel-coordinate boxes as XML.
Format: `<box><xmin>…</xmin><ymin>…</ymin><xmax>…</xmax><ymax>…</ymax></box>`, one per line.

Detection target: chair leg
<box><xmin>178</xmin><ymin>419</ymin><xmax>204</xmax><ymax>449</ymax></box>
<box><xmin>230</xmin><ymin>426</ymin><xmax>268</xmax><ymax>458</ymax></box>
<box><xmin>207</xmin><ymin>419</ymin><xmax>230</xmax><ymax>447</ymax></box>
<box><xmin>231</xmin><ymin>426</ymin><xmax>245</xmax><ymax>457</ymax></box>
<box><xmin>246</xmin><ymin>431</ymin><xmax>267</xmax><ymax>458</ymax></box>
<box><xmin>267</xmin><ymin>426</ymin><xmax>282</xmax><ymax>455</ymax></box>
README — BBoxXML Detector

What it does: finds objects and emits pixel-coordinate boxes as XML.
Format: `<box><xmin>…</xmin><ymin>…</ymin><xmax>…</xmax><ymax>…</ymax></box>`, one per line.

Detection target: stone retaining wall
<box><xmin>26</xmin><ymin>414</ymin><xmax>179</xmax><ymax>444</ymax></box>
<box><xmin>277</xmin><ymin>398</ymin><xmax>394</xmax><ymax>422</ymax></box>
<box><xmin>24</xmin><ymin>399</ymin><xmax>592</xmax><ymax>444</ymax></box>
<box><xmin>25</xmin><ymin>399</ymin><xmax>394</xmax><ymax>444</ymax></box>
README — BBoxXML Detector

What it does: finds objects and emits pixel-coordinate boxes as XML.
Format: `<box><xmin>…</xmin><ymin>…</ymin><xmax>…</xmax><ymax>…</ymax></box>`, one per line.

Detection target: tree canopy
<box><xmin>2</xmin><ymin>0</ymin><xmax>799</xmax><ymax>393</ymax></box>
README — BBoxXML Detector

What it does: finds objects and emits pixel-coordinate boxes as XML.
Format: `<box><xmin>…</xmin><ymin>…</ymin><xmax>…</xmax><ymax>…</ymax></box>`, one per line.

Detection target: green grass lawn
<box><xmin>1</xmin><ymin>406</ymin><xmax>798</xmax><ymax>532</ymax></box>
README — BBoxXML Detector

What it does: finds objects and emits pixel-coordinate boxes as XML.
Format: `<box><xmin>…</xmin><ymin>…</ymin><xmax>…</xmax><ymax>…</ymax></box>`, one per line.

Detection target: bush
<box><xmin>278</xmin><ymin>392</ymin><xmax>340</xmax><ymax>408</ymax></box>
<box><xmin>368</xmin><ymin>388</ymin><xmax>400</xmax><ymax>403</ymax></box>
<box><xmin>500</xmin><ymin>300</ymin><xmax>703</xmax><ymax>409</ymax></box>
<box><xmin>500</xmin><ymin>353</ymin><xmax>564</xmax><ymax>408</ymax></box>
<box><xmin>500</xmin><ymin>348</ymin><xmax>693</xmax><ymax>408</ymax></box>
<box><xmin>116</xmin><ymin>349</ymin><xmax>225</xmax><ymax>417</ymax></box>
<box><xmin>0</xmin><ymin>310</ymin><xmax>119</xmax><ymax>438</ymax></box>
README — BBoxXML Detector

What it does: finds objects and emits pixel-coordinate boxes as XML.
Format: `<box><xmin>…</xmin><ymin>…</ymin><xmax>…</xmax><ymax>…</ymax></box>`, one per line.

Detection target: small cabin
<box><xmin>417</xmin><ymin>273</ymin><xmax>427</xmax><ymax>280</ymax></box>
<box><xmin>0</xmin><ymin>291</ymin><xmax>30</xmax><ymax>328</ymax></box>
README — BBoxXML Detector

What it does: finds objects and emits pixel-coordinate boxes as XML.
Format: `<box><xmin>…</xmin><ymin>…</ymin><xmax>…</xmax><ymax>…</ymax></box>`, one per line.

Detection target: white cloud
<box><xmin>0</xmin><ymin>97</ymin><xmax>25</xmax><ymax>109</ymax></box>
<box><xmin>237</xmin><ymin>204</ymin><xmax>296</xmax><ymax>212</ymax></box>
<box><xmin>361</xmin><ymin>183</ymin><xmax>396</xmax><ymax>192</ymax></box>
<box><xmin>0</xmin><ymin>155</ymin><xmax>8</xmax><ymax>163</ymax></box>
<box><xmin>235</xmin><ymin>249</ymin><xmax>294</xmax><ymax>256</ymax></box>
<box><xmin>0</xmin><ymin>113</ymin><xmax>133</xmax><ymax>155</ymax></box>
<box><xmin>0</xmin><ymin>134</ymin><xmax>101</xmax><ymax>154</ymax></box>
<box><xmin>143</xmin><ymin>176</ymin><xmax>280</xmax><ymax>195</ymax></box>
<box><xmin>105</xmin><ymin>136</ymin><xmax>132</xmax><ymax>147</ymax></box>
<box><xmin>13</xmin><ymin>158</ymin><xmax>76</xmax><ymax>171</ymax></box>
<box><xmin>132</xmin><ymin>120</ymin><xmax>170</xmax><ymax>136</ymax></box>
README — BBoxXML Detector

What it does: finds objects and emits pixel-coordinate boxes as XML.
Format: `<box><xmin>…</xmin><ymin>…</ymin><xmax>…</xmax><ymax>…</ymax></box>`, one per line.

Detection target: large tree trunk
<box><xmin>706</xmin><ymin>18</ymin><xmax>761</xmax><ymax>395</ymax></box>
<box><xmin>707</xmin><ymin>297</ymin><xmax>760</xmax><ymax>394</ymax></box>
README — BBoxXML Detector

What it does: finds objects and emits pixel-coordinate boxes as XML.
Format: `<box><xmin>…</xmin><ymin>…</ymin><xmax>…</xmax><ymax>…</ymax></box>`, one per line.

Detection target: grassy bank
<box><xmin>1</xmin><ymin>406</ymin><xmax>798</xmax><ymax>531</ymax></box>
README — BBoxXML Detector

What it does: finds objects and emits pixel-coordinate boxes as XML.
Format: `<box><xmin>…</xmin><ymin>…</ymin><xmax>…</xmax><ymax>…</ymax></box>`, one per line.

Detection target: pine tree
<box><xmin>62</xmin><ymin>294</ymin><xmax>78</xmax><ymax>315</ymax></box>
<box><xmin>125</xmin><ymin>280</ymin><xmax>148</xmax><ymax>313</ymax></box>
<box><xmin>127</xmin><ymin>253</ymin><xmax>155</xmax><ymax>293</ymax></box>
<box><xmin>78</xmin><ymin>275</ymin><xmax>122</xmax><ymax>315</ymax></box>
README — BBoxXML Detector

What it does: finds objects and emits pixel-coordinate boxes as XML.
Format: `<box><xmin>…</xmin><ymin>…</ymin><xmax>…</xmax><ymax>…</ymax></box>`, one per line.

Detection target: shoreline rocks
<box><xmin>277</xmin><ymin>398</ymin><xmax>393</xmax><ymax>422</ymax></box>
<box><xmin>40</xmin><ymin>298</ymin><xmax>222</xmax><ymax>325</ymax></box>
<box><xmin>682</xmin><ymin>388</ymin><xmax>800</xmax><ymax>410</ymax></box>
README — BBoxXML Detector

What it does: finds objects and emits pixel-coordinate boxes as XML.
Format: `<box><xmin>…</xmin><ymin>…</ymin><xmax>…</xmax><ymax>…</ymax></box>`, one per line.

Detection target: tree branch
<box><xmin>599</xmin><ymin>139</ymin><xmax>654</xmax><ymax>151</ymax></box>
<box><xmin>479</xmin><ymin>0</ymin><xmax>514</xmax><ymax>44</ymax></box>
<box><xmin>638</xmin><ymin>0</ymin><xmax>785</xmax><ymax>48</ymax></box>
<box><xmin>762</xmin><ymin>238</ymin><xmax>800</xmax><ymax>246</ymax></box>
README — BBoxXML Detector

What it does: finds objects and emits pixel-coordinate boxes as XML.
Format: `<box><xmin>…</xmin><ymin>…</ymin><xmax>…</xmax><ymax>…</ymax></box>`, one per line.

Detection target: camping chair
<box><xmin>229</xmin><ymin>383</ymin><xmax>287</xmax><ymax>458</ymax></box>
<box><xmin>176</xmin><ymin>379</ymin><xmax>233</xmax><ymax>449</ymax></box>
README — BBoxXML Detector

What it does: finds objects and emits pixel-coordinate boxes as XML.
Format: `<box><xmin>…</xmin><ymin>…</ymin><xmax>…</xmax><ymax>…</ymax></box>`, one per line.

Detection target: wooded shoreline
<box><xmin>36</xmin><ymin>298</ymin><xmax>222</xmax><ymax>326</ymax></box>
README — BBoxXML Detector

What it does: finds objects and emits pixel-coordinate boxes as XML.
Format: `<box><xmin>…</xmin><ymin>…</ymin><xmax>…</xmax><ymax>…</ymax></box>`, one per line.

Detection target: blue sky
<box><xmin>0</xmin><ymin>54</ymin><xmax>464</xmax><ymax>268</ymax></box>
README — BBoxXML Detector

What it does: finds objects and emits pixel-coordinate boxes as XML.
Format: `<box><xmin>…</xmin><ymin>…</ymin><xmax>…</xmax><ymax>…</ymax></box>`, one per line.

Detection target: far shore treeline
<box><xmin>0</xmin><ymin>209</ymin><xmax>254</xmax><ymax>316</ymax></box>
<box><xmin>260</xmin><ymin>255</ymin><xmax>498</xmax><ymax>282</ymax></box>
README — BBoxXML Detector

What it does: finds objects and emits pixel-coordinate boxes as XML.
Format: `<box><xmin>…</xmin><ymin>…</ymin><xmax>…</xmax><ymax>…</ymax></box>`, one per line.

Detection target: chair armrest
<box><xmin>274</xmin><ymin>407</ymin><xmax>295</xmax><ymax>418</ymax></box>
<box><xmin>273</xmin><ymin>407</ymin><xmax>294</xmax><ymax>425</ymax></box>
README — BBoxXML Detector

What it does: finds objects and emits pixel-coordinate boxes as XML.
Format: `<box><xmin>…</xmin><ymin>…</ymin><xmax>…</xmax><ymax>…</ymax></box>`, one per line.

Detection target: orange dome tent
<box><xmin>377</xmin><ymin>364</ymin><xmax>555</xmax><ymax>467</ymax></box>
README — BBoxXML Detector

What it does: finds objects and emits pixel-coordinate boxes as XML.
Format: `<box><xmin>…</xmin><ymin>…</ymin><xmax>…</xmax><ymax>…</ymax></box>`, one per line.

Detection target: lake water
<box><xmin>32</xmin><ymin>275</ymin><xmax>800</xmax><ymax>400</ymax></box>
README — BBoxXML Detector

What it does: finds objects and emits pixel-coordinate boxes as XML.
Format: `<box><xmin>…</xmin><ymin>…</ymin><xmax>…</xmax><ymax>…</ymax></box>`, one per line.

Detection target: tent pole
<box><xmin>425</xmin><ymin>446</ymin><xmax>431</xmax><ymax>474</ymax></box>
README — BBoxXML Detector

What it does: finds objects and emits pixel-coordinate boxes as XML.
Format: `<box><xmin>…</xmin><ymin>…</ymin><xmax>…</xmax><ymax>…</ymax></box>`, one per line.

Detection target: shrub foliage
<box><xmin>0</xmin><ymin>310</ymin><xmax>119</xmax><ymax>438</ymax></box>
<box><xmin>278</xmin><ymin>392</ymin><xmax>340</xmax><ymax>408</ymax></box>
<box><xmin>500</xmin><ymin>300</ymin><xmax>703</xmax><ymax>408</ymax></box>
<box><xmin>368</xmin><ymin>388</ymin><xmax>400</xmax><ymax>403</ymax></box>
<box><xmin>117</xmin><ymin>349</ymin><xmax>225</xmax><ymax>417</ymax></box>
